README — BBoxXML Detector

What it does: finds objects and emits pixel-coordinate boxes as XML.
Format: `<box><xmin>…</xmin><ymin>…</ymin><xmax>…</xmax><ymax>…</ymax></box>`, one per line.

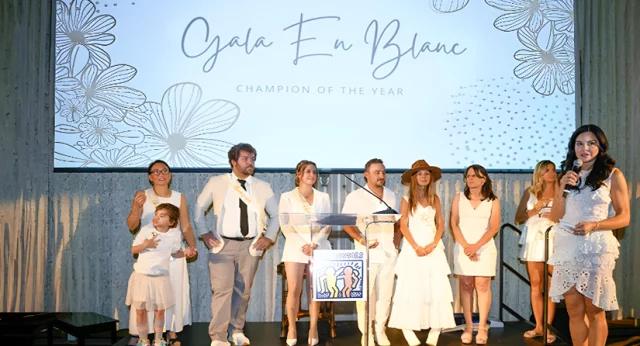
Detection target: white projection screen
<box><xmin>53</xmin><ymin>0</ymin><xmax>576</xmax><ymax>170</ymax></box>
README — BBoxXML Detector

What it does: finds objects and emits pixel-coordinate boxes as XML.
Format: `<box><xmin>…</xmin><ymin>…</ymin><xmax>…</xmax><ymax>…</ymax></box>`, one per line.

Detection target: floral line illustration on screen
<box><xmin>54</xmin><ymin>0</ymin><xmax>240</xmax><ymax>168</ymax></box>
<box><xmin>487</xmin><ymin>0</ymin><xmax>575</xmax><ymax>96</ymax></box>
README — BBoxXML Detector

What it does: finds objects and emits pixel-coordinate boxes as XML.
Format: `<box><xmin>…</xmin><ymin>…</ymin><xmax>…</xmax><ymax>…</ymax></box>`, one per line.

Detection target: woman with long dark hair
<box><xmin>515</xmin><ymin>160</ymin><xmax>557</xmax><ymax>343</ymax></box>
<box><xmin>549</xmin><ymin>125</ymin><xmax>630</xmax><ymax>346</ymax></box>
<box><xmin>451</xmin><ymin>165</ymin><xmax>501</xmax><ymax>345</ymax></box>
<box><xmin>126</xmin><ymin>160</ymin><xmax>198</xmax><ymax>345</ymax></box>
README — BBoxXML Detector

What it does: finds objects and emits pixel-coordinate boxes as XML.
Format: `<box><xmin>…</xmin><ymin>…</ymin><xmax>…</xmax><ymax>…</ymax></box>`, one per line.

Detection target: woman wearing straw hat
<box><xmin>388</xmin><ymin>160</ymin><xmax>456</xmax><ymax>346</ymax></box>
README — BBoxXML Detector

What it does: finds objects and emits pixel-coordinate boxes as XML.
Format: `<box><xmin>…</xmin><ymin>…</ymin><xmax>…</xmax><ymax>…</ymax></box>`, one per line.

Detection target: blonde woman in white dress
<box><xmin>126</xmin><ymin>160</ymin><xmax>197</xmax><ymax>345</ymax></box>
<box><xmin>451</xmin><ymin>164</ymin><xmax>500</xmax><ymax>345</ymax></box>
<box><xmin>279</xmin><ymin>160</ymin><xmax>332</xmax><ymax>346</ymax></box>
<box><xmin>388</xmin><ymin>160</ymin><xmax>455</xmax><ymax>346</ymax></box>
<box><xmin>549</xmin><ymin>125</ymin><xmax>630</xmax><ymax>346</ymax></box>
<box><xmin>515</xmin><ymin>160</ymin><xmax>557</xmax><ymax>343</ymax></box>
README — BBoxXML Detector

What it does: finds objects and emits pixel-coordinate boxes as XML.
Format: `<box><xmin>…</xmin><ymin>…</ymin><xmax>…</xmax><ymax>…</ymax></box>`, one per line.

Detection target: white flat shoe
<box><xmin>210</xmin><ymin>341</ymin><xmax>231</xmax><ymax>346</ymax></box>
<box><xmin>228</xmin><ymin>333</ymin><xmax>250</xmax><ymax>345</ymax></box>
<box><xmin>361</xmin><ymin>335</ymin><xmax>375</xmax><ymax>346</ymax></box>
<box><xmin>402</xmin><ymin>329</ymin><xmax>421</xmax><ymax>346</ymax></box>
<box><xmin>308</xmin><ymin>337</ymin><xmax>319</xmax><ymax>345</ymax></box>
<box><xmin>285</xmin><ymin>339</ymin><xmax>297</xmax><ymax>346</ymax></box>
<box><xmin>426</xmin><ymin>328</ymin><xmax>441</xmax><ymax>346</ymax></box>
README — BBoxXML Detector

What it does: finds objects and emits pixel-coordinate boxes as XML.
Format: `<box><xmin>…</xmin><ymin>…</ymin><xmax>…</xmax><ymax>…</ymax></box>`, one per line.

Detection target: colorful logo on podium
<box><xmin>311</xmin><ymin>250</ymin><xmax>366</xmax><ymax>301</ymax></box>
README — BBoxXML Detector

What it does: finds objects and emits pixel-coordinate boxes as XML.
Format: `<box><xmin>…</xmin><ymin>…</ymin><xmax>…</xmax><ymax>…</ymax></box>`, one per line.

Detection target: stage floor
<box><xmin>104</xmin><ymin>321</ymin><xmax>640</xmax><ymax>346</ymax></box>
<box><xmin>167</xmin><ymin>321</ymin><xmax>563</xmax><ymax>346</ymax></box>
<box><xmin>32</xmin><ymin>320</ymin><xmax>640</xmax><ymax>345</ymax></box>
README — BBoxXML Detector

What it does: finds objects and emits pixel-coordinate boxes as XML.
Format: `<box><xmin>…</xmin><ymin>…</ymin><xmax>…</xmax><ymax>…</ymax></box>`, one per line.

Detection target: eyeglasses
<box><xmin>150</xmin><ymin>169</ymin><xmax>170</xmax><ymax>175</ymax></box>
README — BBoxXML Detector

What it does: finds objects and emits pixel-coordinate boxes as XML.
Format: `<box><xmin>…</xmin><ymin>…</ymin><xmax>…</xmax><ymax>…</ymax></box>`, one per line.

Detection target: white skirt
<box><xmin>453</xmin><ymin>241</ymin><xmax>497</xmax><ymax>277</ymax></box>
<box><xmin>519</xmin><ymin>217</ymin><xmax>555</xmax><ymax>262</ymax></box>
<box><xmin>388</xmin><ymin>246</ymin><xmax>456</xmax><ymax>330</ymax></box>
<box><xmin>281</xmin><ymin>237</ymin><xmax>331</xmax><ymax>263</ymax></box>
<box><xmin>548</xmin><ymin>226</ymin><xmax>620</xmax><ymax>311</ymax></box>
<box><xmin>126</xmin><ymin>271</ymin><xmax>174</xmax><ymax>311</ymax></box>
<box><xmin>128</xmin><ymin>257</ymin><xmax>191</xmax><ymax>334</ymax></box>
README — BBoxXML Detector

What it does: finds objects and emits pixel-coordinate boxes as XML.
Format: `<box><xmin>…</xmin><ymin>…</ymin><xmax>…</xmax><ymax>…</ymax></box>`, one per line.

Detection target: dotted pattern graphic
<box><xmin>444</xmin><ymin>76</ymin><xmax>575</xmax><ymax>169</ymax></box>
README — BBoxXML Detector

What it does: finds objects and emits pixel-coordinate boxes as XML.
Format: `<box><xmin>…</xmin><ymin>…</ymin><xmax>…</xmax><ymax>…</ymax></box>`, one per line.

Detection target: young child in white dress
<box><xmin>126</xmin><ymin>203</ymin><xmax>183</xmax><ymax>346</ymax></box>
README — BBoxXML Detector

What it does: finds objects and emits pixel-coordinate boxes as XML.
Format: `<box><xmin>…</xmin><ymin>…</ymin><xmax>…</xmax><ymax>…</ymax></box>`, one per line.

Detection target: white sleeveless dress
<box><xmin>548</xmin><ymin>169</ymin><xmax>620</xmax><ymax>310</ymax></box>
<box><xmin>453</xmin><ymin>193</ymin><xmax>497</xmax><ymax>276</ymax></box>
<box><xmin>129</xmin><ymin>189</ymin><xmax>192</xmax><ymax>334</ymax></box>
<box><xmin>518</xmin><ymin>194</ymin><xmax>555</xmax><ymax>262</ymax></box>
<box><xmin>388</xmin><ymin>198</ymin><xmax>456</xmax><ymax>330</ymax></box>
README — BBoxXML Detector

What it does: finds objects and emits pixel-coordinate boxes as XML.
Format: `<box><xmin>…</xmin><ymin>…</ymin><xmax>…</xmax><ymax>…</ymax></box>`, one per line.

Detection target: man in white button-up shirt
<box><xmin>342</xmin><ymin>158</ymin><xmax>401</xmax><ymax>346</ymax></box>
<box><xmin>194</xmin><ymin>143</ymin><xmax>279</xmax><ymax>346</ymax></box>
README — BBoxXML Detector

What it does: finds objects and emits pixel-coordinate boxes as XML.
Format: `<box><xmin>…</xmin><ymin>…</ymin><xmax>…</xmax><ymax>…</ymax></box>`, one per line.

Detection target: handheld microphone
<box><xmin>562</xmin><ymin>159</ymin><xmax>583</xmax><ymax>198</ymax></box>
<box><xmin>341</xmin><ymin>174</ymin><xmax>398</xmax><ymax>214</ymax></box>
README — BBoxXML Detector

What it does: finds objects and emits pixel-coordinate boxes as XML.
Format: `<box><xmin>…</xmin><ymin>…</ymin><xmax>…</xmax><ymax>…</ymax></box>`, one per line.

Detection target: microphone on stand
<box><xmin>342</xmin><ymin>174</ymin><xmax>398</xmax><ymax>214</ymax></box>
<box><xmin>562</xmin><ymin>159</ymin><xmax>583</xmax><ymax>198</ymax></box>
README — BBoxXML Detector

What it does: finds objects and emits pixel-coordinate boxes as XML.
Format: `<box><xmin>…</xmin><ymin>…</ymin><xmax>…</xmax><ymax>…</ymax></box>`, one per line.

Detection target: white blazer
<box><xmin>278</xmin><ymin>188</ymin><xmax>332</xmax><ymax>245</ymax></box>
<box><xmin>194</xmin><ymin>173</ymin><xmax>280</xmax><ymax>256</ymax></box>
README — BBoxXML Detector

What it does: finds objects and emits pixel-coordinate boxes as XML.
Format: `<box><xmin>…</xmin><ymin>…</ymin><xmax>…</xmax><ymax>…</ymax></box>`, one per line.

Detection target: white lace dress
<box><xmin>548</xmin><ymin>169</ymin><xmax>620</xmax><ymax>310</ymax></box>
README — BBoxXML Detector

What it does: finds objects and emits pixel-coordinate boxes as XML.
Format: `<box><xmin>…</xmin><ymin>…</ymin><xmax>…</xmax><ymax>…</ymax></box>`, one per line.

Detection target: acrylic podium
<box><xmin>279</xmin><ymin>212</ymin><xmax>400</xmax><ymax>346</ymax></box>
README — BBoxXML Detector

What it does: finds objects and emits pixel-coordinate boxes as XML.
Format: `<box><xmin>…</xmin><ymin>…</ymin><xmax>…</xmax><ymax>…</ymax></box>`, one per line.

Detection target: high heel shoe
<box><xmin>460</xmin><ymin>328</ymin><xmax>473</xmax><ymax>344</ymax></box>
<box><xmin>308</xmin><ymin>327</ymin><xmax>319</xmax><ymax>345</ymax></box>
<box><xmin>285</xmin><ymin>339</ymin><xmax>297</xmax><ymax>346</ymax></box>
<box><xmin>475</xmin><ymin>327</ymin><xmax>489</xmax><ymax>345</ymax></box>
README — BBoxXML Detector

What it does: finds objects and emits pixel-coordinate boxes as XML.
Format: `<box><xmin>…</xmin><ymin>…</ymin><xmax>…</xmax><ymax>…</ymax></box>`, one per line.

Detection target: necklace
<box><xmin>299</xmin><ymin>188</ymin><xmax>313</xmax><ymax>199</ymax></box>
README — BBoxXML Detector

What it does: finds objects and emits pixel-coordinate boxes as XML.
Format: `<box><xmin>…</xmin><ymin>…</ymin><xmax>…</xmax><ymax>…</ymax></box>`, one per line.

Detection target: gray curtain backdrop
<box><xmin>1</xmin><ymin>0</ymin><xmax>638</xmax><ymax>329</ymax></box>
<box><xmin>575</xmin><ymin>0</ymin><xmax>640</xmax><ymax>319</ymax></box>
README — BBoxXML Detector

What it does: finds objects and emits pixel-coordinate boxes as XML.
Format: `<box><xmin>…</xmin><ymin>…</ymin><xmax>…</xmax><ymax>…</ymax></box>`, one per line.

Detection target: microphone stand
<box><xmin>342</xmin><ymin>173</ymin><xmax>398</xmax><ymax>345</ymax></box>
<box><xmin>341</xmin><ymin>174</ymin><xmax>398</xmax><ymax>214</ymax></box>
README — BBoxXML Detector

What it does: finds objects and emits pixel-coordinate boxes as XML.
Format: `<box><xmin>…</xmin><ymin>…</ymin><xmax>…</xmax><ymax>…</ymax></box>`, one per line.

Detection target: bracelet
<box><xmin>594</xmin><ymin>222</ymin><xmax>600</xmax><ymax>231</ymax></box>
<box><xmin>464</xmin><ymin>244</ymin><xmax>470</xmax><ymax>249</ymax></box>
